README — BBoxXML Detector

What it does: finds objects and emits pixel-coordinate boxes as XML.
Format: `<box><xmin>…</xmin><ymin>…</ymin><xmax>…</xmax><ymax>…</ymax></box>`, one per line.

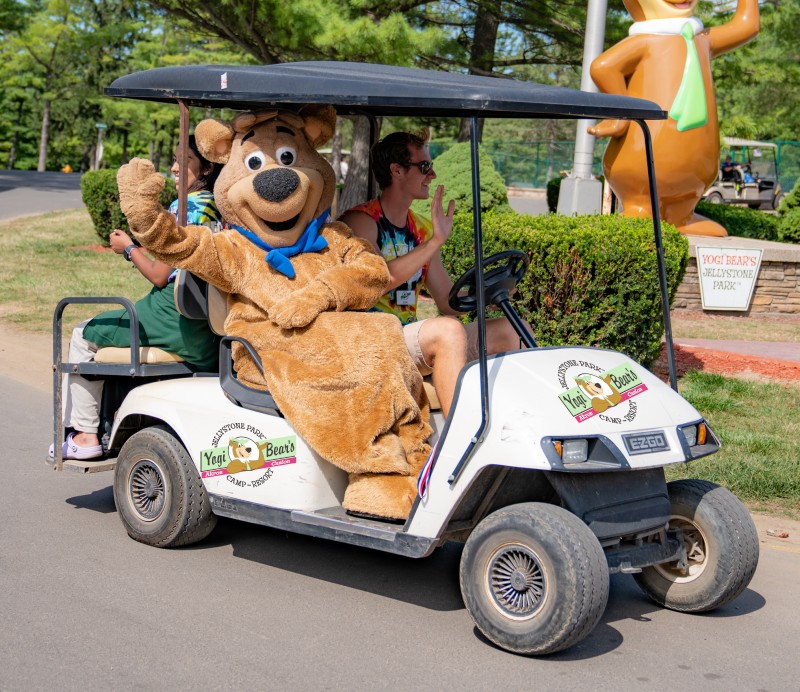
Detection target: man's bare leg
<box><xmin>418</xmin><ymin>316</ymin><xmax>468</xmax><ymax>418</ymax></box>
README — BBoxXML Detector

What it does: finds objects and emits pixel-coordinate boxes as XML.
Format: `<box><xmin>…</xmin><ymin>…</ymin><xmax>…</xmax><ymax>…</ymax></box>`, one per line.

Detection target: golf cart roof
<box><xmin>723</xmin><ymin>137</ymin><xmax>777</xmax><ymax>149</ymax></box>
<box><xmin>106</xmin><ymin>62</ymin><xmax>667</xmax><ymax>121</ymax></box>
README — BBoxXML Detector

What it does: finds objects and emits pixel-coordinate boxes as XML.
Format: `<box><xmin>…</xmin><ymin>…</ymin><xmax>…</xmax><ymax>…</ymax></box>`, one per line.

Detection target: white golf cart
<box><xmin>52</xmin><ymin>63</ymin><xmax>758</xmax><ymax>656</ymax></box>
<box><xmin>704</xmin><ymin>137</ymin><xmax>784</xmax><ymax>210</ymax></box>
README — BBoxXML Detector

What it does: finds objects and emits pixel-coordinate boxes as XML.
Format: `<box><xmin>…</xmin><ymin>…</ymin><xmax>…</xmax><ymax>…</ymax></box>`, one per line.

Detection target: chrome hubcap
<box><xmin>129</xmin><ymin>459</ymin><xmax>166</xmax><ymax>521</ymax></box>
<box><xmin>487</xmin><ymin>543</ymin><xmax>546</xmax><ymax>620</ymax></box>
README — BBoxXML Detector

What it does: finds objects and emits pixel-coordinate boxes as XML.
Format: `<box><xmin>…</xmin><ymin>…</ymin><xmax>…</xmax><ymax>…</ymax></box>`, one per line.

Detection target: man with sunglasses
<box><xmin>340</xmin><ymin>131</ymin><xmax>521</xmax><ymax>417</ymax></box>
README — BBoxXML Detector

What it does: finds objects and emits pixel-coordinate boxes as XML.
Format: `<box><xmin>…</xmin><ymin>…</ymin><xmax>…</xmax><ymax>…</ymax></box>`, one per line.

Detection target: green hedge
<box><xmin>441</xmin><ymin>210</ymin><xmax>689</xmax><ymax>365</ymax></box>
<box><xmin>412</xmin><ymin>141</ymin><xmax>509</xmax><ymax>219</ymax></box>
<box><xmin>695</xmin><ymin>201</ymin><xmax>781</xmax><ymax>241</ymax></box>
<box><xmin>81</xmin><ymin>169</ymin><xmax>176</xmax><ymax>245</ymax></box>
<box><xmin>777</xmin><ymin>177</ymin><xmax>800</xmax><ymax>243</ymax></box>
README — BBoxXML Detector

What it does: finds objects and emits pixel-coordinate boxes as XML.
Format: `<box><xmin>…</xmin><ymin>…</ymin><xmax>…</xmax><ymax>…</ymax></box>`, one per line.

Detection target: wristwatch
<box><xmin>123</xmin><ymin>244</ymin><xmax>137</xmax><ymax>262</ymax></box>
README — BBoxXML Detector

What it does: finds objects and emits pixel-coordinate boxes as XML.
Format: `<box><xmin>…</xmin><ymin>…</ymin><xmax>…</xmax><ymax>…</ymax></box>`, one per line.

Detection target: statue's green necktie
<box><xmin>669</xmin><ymin>22</ymin><xmax>708</xmax><ymax>131</ymax></box>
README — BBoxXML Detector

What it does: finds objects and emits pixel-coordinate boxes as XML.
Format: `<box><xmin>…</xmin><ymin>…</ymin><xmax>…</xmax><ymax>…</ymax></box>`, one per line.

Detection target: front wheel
<box><xmin>705</xmin><ymin>192</ymin><xmax>724</xmax><ymax>204</ymax></box>
<box><xmin>114</xmin><ymin>425</ymin><xmax>217</xmax><ymax>548</ymax></box>
<box><xmin>460</xmin><ymin>503</ymin><xmax>609</xmax><ymax>656</ymax></box>
<box><xmin>634</xmin><ymin>480</ymin><xmax>758</xmax><ymax>612</ymax></box>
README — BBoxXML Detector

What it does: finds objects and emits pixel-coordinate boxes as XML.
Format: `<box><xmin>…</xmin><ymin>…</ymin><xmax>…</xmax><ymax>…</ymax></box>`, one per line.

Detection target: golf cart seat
<box><xmin>206</xmin><ymin>283</ymin><xmax>442</xmax><ymax>416</ymax></box>
<box><xmin>90</xmin><ymin>269</ymin><xmax>211</xmax><ymax>369</ymax></box>
<box><xmin>54</xmin><ymin>270</ymin><xmax>216</xmax><ymax>379</ymax></box>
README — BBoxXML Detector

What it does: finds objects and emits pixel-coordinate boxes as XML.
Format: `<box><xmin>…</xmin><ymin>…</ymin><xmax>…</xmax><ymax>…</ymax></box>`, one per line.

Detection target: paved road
<box><xmin>0</xmin><ymin>169</ymin><xmax>84</xmax><ymax>221</ymax></box>
<box><xmin>2</xmin><ymin>375</ymin><xmax>799</xmax><ymax>690</ymax></box>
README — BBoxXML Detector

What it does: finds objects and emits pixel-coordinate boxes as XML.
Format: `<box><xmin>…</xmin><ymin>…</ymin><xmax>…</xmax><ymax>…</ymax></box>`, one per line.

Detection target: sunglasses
<box><xmin>404</xmin><ymin>160</ymin><xmax>434</xmax><ymax>175</ymax></box>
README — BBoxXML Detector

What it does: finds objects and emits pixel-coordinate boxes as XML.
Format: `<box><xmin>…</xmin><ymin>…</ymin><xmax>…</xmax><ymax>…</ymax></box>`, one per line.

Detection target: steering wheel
<box><xmin>448</xmin><ymin>250</ymin><xmax>529</xmax><ymax>313</ymax></box>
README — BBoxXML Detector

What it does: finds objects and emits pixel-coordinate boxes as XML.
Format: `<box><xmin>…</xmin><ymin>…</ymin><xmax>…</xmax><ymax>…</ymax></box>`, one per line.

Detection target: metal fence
<box><xmin>439</xmin><ymin>139</ymin><xmax>800</xmax><ymax>193</ymax></box>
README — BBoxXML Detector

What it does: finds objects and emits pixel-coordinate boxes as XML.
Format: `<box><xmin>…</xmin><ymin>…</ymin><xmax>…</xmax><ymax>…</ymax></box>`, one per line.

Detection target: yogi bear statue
<box><xmin>116</xmin><ymin>105</ymin><xmax>432</xmax><ymax>520</ymax></box>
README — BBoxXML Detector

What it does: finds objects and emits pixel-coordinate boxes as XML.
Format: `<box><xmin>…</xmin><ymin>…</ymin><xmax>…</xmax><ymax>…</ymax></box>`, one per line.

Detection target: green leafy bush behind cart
<box><xmin>81</xmin><ymin>170</ymin><xmax>176</xmax><ymax>245</ymax></box>
<box><xmin>441</xmin><ymin>210</ymin><xmax>689</xmax><ymax>366</ymax></box>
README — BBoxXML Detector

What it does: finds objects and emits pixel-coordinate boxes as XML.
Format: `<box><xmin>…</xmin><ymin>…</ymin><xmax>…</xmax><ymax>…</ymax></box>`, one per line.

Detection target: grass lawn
<box><xmin>3</xmin><ymin>210</ymin><xmax>798</xmax><ymax>517</ymax></box>
<box><xmin>671</xmin><ymin>371</ymin><xmax>800</xmax><ymax>518</ymax></box>
<box><xmin>0</xmin><ymin>209</ymin><xmax>151</xmax><ymax>332</ymax></box>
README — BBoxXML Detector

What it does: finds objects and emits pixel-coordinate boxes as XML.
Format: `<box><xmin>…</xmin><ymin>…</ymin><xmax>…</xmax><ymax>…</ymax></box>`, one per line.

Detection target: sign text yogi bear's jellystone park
<box><xmin>696</xmin><ymin>246</ymin><xmax>763</xmax><ymax>311</ymax></box>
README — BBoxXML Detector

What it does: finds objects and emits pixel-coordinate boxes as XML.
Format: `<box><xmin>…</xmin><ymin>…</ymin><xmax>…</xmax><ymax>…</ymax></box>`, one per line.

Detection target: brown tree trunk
<box><xmin>37</xmin><ymin>99</ymin><xmax>51</xmax><ymax>172</ymax></box>
<box><xmin>457</xmin><ymin>2</ymin><xmax>500</xmax><ymax>143</ymax></box>
<box><xmin>338</xmin><ymin>116</ymin><xmax>374</xmax><ymax>214</ymax></box>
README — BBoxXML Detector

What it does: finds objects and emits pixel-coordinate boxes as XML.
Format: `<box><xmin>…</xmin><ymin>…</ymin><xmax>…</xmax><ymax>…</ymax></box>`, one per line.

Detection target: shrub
<box><xmin>777</xmin><ymin>177</ymin><xmax>800</xmax><ymax>243</ymax></box>
<box><xmin>778</xmin><ymin>207</ymin><xmax>800</xmax><ymax>244</ymax></box>
<box><xmin>441</xmin><ymin>210</ymin><xmax>688</xmax><ymax>365</ymax></box>
<box><xmin>81</xmin><ymin>169</ymin><xmax>176</xmax><ymax>245</ymax></box>
<box><xmin>411</xmin><ymin>141</ymin><xmax>509</xmax><ymax>219</ymax></box>
<box><xmin>696</xmin><ymin>200</ymin><xmax>781</xmax><ymax>241</ymax></box>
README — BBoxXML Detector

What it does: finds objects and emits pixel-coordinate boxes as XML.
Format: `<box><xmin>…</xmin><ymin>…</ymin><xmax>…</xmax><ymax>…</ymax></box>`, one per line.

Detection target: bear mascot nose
<box><xmin>253</xmin><ymin>168</ymin><xmax>300</xmax><ymax>202</ymax></box>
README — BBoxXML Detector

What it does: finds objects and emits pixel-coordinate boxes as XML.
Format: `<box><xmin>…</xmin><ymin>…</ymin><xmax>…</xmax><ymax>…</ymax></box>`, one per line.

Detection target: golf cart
<box><xmin>52</xmin><ymin>62</ymin><xmax>758</xmax><ymax>656</ymax></box>
<box><xmin>703</xmin><ymin>137</ymin><xmax>784</xmax><ymax>210</ymax></box>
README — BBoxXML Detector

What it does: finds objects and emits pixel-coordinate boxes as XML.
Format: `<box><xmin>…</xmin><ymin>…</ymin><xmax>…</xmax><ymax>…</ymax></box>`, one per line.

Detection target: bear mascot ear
<box><xmin>194</xmin><ymin>118</ymin><xmax>236</xmax><ymax>164</ymax></box>
<box><xmin>298</xmin><ymin>104</ymin><xmax>337</xmax><ymax>149</ymax></box>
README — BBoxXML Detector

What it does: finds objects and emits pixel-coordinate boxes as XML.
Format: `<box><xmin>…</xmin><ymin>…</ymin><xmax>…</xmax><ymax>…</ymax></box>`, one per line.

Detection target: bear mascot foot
<box><xmin>343</xmin><ymin>447</ymin><xmax>430</xmax><ymax>521</ymax></box>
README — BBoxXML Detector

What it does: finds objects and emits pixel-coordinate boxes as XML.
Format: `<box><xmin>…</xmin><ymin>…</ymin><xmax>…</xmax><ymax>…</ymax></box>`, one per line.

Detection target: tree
<box><xmin>711</xmin><ymin>0</ymin><xmax>800</xmax><ymax>140</ymax></box>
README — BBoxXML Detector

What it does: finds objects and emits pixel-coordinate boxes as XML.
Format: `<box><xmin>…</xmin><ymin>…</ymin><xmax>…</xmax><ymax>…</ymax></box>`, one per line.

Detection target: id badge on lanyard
<box><xmin>395</xmin><ymin>282</ymin><xmax>416</xmax><ymax>306</ymax></box>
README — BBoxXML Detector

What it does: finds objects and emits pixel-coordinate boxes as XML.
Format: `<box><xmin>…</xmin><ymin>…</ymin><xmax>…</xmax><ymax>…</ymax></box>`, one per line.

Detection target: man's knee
<box><xmin>420</xmin><ymin>316</ymin><xmax>467</xmax><ymax>363</ymax></box>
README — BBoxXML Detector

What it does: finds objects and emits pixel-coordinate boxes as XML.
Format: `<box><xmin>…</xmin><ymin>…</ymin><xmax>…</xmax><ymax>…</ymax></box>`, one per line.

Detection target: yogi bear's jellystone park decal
<box><xmin>200</xmin><ymin>423</ymin><xmax>297</xmax><ymax>488</ymax></box>
<box><xmin>557</xmin><ymin>360</ymin><xmax>648</xmax><ymax>424</ymax></box>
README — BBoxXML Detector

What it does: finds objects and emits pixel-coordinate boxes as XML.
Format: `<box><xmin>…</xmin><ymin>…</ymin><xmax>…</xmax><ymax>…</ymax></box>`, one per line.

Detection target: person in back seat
<box><xmin>50</xmin><ymin>136</ymin><xmax>223</xmax><ymax>461</ymax></box>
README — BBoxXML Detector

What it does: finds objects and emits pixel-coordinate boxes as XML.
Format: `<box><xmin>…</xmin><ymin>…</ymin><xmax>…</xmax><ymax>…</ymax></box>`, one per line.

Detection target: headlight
<box><xmin>554</xmin><ymin>438</ymin><xmax>589</xmax><ymax>463</ymax></box>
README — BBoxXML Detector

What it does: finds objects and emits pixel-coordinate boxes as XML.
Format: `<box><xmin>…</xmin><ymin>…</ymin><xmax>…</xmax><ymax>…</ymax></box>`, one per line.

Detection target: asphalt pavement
<box><xmin>0</xmin><ymin>169</ymin><xmax>84</xmax><ymax>221</ymax></box>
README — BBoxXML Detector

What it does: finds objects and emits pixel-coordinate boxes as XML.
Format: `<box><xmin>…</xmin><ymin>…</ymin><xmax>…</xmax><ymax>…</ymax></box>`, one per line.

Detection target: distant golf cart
<box><xmin>51</xmin><ymin>62</ymin><xmax>759</xmax><ymax>656</ymax></box>
<box><xmin>703</xmin><ymin>137</ymin><xmax>784</xmax><ymax>210</ymax></box>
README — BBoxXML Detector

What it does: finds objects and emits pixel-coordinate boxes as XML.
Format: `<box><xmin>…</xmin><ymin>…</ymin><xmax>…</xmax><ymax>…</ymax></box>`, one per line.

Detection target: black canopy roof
<box><xmin>106</xmin><ymin>61</ymin><xmax>666</xmax><ymax>121</ymax></box>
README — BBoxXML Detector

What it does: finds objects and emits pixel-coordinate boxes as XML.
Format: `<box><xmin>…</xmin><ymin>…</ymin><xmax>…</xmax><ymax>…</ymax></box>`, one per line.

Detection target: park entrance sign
<box><xmin>696</xmin><ymin>246</ymin><xmax>763</xmax><ymax>311</ymax></box>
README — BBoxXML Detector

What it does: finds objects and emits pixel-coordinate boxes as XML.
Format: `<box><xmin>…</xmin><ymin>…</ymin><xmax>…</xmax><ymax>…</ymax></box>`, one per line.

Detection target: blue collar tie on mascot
<box><xmin>232</xmin><ymin>208</ymin><xmax>330</xmax><ymax>279</ymax></box>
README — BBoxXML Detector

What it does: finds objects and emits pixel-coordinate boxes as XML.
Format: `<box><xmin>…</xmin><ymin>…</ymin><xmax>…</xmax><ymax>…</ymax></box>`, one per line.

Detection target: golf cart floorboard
<box><xmin>209</xmin><ymin>494</ymin><xmax>438</xmax><ymax>558</ymax></box>
<box><xmin>46</xmin><ymin>457</ymin><xmax>117</xmax><ymax>474</ymax></box>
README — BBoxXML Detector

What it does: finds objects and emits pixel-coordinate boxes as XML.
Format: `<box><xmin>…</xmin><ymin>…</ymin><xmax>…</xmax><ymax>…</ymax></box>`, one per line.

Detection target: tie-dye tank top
<box><xmin>344</xmin><ymin>198</ymin><xmax>433</xmax><ymax>324</ymax></box>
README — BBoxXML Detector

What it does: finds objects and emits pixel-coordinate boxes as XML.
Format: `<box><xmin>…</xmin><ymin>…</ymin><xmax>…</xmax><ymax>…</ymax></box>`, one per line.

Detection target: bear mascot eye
<box><xmin>276</xmin><ymin>146</ymin><xmax>296</xmax><ymax>166</ymax></box>
<box><xmin>245</xmin><ymin>151</ymin><xmax>266</xmax><ymax>171</ymax></box>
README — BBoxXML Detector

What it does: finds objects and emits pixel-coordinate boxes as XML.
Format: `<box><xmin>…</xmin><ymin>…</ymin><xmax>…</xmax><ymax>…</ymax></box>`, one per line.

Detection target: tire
<box><xmin>773</xmin><ymin>193</ymin><xmax>786</xmax><ymax>210</ymax></box>
<box><xmin>705</xmin><ymin>192</ymin><xmax>723</xmax><ymax>204</ymax></box>
<box><xmin>113</xmin><ymin>425</ymin><xmax>217</xmax><ymax>548</ymax></box>
<box><xmin>634</xmin><ymin>480</ymin><xmax>758</xmax><ymax>613</ymax></box>
<box><xmin>460</xmin><ymin>503</ymin><xmax>609</xmax><ymax>656</ymax></box>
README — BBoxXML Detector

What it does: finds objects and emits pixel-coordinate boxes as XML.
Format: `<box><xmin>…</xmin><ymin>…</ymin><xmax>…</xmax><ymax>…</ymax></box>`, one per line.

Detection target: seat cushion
<box><xmin>94</xmin><ymin>347</ymin><xmax>185</xmax><ymax>364</ymax></box>
<box><xmin>423</xmin><ymin>380</ymin><xmax>441</xmax><ymax>411</ymax></box>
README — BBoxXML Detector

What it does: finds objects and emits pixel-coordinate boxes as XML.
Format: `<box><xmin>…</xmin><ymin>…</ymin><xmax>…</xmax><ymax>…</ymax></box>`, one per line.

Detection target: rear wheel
<box><xmin>460</xmin><ymin>503</ymin><xmax>608</xmax><ymax>656</ymax></box>
<box><xmin>114</xmin><ymin>425</ymin><xmax>217</xmax><ymax>547</ymax></box>
<box><xmin>634</xmin><ymin>480</ymin><xmax>758</xmax><ymax>612</ymax></box>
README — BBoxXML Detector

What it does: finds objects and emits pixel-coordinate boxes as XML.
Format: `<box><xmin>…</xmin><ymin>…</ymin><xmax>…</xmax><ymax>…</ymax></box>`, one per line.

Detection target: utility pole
<box><xmin>557</xmin><ymin>0</ymin><xmax>608</xmax><ymax>215</ymax></box>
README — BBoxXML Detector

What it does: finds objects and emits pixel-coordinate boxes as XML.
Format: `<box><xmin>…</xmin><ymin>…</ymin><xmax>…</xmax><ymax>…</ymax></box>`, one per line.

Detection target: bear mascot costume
<box><xmin>116</xmin><ymin>104</ymin><xmax>432</xmax><ymax>520</ymax></box>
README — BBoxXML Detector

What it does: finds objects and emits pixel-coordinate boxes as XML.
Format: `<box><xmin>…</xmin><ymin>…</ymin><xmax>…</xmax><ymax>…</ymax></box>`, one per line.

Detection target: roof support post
<box><xmin>177</xmin><ymin>99</ymin><xmax>189</xmax><ymax>226</ymax></box>
<box><xmin>635</xmin><ymin>118</ymin><xmax>678</xmax><ymax>391</ymax></box>
<box><xmin>448</xmin><ymin>115</ymin><xmax>489</xmax><ymax>486</ymax></box>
